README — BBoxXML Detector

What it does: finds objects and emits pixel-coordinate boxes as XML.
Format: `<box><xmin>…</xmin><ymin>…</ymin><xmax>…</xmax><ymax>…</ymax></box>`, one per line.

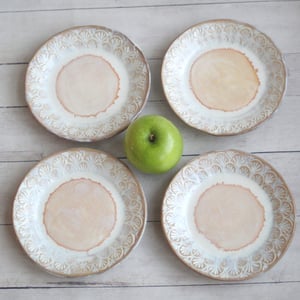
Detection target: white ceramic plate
<box><xmin>13</xmin><ymin>148</ymin><xmax>147</xmax><ymax>277</ymax></box>
<box><xmin>162</xmin><ymin>150</ymin><xmax>295</xmax><ymax>280</ymax></box>
<box><xmin>161</xmin><ymin>19</ymin><xmax>286</xmax><ymax>135</ymax></box>
<box><xmin>26</xmin><ymin>26</ymin><xmax>150</xmax><ymax>142</ymax></box>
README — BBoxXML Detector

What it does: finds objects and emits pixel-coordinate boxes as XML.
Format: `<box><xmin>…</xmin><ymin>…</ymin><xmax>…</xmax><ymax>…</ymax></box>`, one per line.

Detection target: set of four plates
<box><xmin>13</xmin><ymin>20</ymin><xmax>294</xmax><ymax>280</ymax></box>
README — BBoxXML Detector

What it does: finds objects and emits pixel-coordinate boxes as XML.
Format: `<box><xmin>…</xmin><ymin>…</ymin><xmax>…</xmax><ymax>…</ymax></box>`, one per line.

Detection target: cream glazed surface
<box><xmin>190</xmin><ymin>48</ymin><xmax>260</xmax><ymax>112</ymax></box>
<box><xmin>13</xmin><ymin>148</ymin><xmax>147</xmax><ymax>277</ymax></box>
<box><xmin>162</xmin><ymin>150</ymin><xmax>295</xmax><ymax>280</ymax></box>
<box><xmin>194</xmin><ymin>183</ymin><xmax>265</xmax><ymax>251</ymax></box>
<box><xmin>26</xmin><ymin>26</ymin><xmax>150</xmax><ymax>141</ymax></box>
<box><xmin>56</xmin><ymin>55</ymin><xmax>120</xmax><ymax>117</ymax></box>
<box><xmin>161</xmin><ymin>20</ymin><xmax>286</xmax><ymax>135</ymax></box>
<box><xmin>44</xmin><ymin>178</ymin><xmax>117</xmax><ymax>251</ymax></box>
<box><xmin>186</xmin><ymin>172</ymin><xmax>273</xmax><ymax>260</ymax></box>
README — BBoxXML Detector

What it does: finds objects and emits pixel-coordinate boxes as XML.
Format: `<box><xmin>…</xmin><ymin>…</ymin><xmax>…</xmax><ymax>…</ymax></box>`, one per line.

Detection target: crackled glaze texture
<box><xmin>162</xmin><ymin>150</ymin><xmax>295</xmax><ymax>280</ymax></box>
<box><xmin>26</xmin><ymin>26</ymin><xmax>150</xmax><ymax>142</ymax></box>
<box><xmin>194</xmin><ymin>183</ymin><xmax>265</xmax><ymax>251</ymax></box>
<box><xmin>44</xmin><ymin>178</ymin><xmax>117</xmax><ymax>252</ymax></box>
<box><xmin>13</xmin><ymin>148</ymin><xmax>147</xmax><ymax>277</ymax></box>
<box><xmin>190</xmin><ymin>49</ymin><xmax>260</xmax><ymax>111</ymax></box>
<box><xmin>56</xmin><ymin>55</ymin><xmax>120</xmax><ymax>117</ymax></box>
<box><xmin>162</xmin><ymin>19</ymin><xmax>286</xmax><ymax>135</ymax></box>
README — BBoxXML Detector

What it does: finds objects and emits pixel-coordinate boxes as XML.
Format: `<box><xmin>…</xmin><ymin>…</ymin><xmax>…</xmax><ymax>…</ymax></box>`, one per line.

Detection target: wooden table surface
<box><xmin>0</xmin><ymin>1</ymin><xmax>299</xmax><ymax>299</ymax></box>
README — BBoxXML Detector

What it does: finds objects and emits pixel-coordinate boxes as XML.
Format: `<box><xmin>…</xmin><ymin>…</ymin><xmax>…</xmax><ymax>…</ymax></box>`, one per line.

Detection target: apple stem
<box><xmin>149</xmin><ymin>133</ymin><xmax>156</xmax><ymax>143</ymax></box>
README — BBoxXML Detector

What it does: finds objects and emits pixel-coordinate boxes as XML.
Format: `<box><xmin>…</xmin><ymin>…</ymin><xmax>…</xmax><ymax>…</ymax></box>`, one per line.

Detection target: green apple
<box><xmin>124</xmin><ymin>115</ymin><xmax>183</xmax><ymax>174</ymax></box>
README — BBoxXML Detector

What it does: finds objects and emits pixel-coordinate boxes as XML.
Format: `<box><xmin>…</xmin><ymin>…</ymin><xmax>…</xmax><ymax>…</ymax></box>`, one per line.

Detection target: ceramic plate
<box><xmin>26</xmin><ymin>26</ymin><xmax>150</xmax><ymax>142</ymax></box>
<box><xmin>161</xmin><ymin>19</ymin><xmax>286</xmax><ymax>135</ymax></box>
<box><xmin>162</xmin><ymin>150</ymin><xmax>295</xmax><ymax>280</ymax></box>
<box><xmin>13</xmin><ymin>148</ymin><xmax>147</xmax><ymax>277</ymax></box>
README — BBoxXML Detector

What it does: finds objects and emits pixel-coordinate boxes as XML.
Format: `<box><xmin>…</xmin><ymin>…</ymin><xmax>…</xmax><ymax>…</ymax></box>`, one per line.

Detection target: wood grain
<box><xmin>0</xmin><ymin>1</ymin><xmax>299</xmax><ymax>63</ymax></box>
<box><xmin>1</xmin><ymin>282</ymin><xmax>300</xmax><ymax>300</ymax></box>
<box><xmin>0</xmin><ymin>219</ymin><xmax>299</xmax><ymax>288</ymax></box>
<box><xmin>0</xmin><ymin>53</ymin><xmax>299</xmax><ymax>108</ymax></box>
<box><xmin>0</xmin><ymin>97</ymin><xmax>299</xmax><ymax>163</ymax></box>
<box><xmin>1</xmin><ymin>152</ymin><xmax>299</xmax><ymax>225</ymax></box>
<box><xmin>0</xmin><ymin>0</ymin><xmax>293</xmax><ymax>12</ymax></box>
<box><xmin>0</xmin><ymin>0</ymin><xmax>299</xmax><ymax>297</ymax></box>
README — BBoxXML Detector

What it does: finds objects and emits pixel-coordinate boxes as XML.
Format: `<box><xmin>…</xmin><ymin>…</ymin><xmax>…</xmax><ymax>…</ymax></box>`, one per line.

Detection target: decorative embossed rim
<box><xmin>13</xmin><ymin>148</ymin><xmax>147</xmax><ymax>277</ymax></box>
<box><xmin>26</xmin><ymin>25</ymin><xmax>151</xmax><ymax>142</ymax></box>
<box><xmin>161</xmin><ymin>150</ymin><xmax>295</xmax><ymax>280</ymax></box>
<box><xmin>161</xmin><ymin>19</ymin><xmax>287</xmax><ymax>135</ymax></box>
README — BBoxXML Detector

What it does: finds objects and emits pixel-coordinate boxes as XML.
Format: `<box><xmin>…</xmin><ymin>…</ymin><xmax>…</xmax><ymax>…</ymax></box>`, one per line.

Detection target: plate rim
<box><xmin>161</xmin><ymin>149</ymin><xmax>296</xmax><ymax>281</ymax></box>
<box><xmin>161</xmin><ymin>19</ymin><xmax>287</xmax><ymax>136</ymax></box>
<box><xmin>25</xmin><ymin>25</ymin><xmax>151</xmax><ymax>142</ymax></box>
<box><xmin>12</xmin><ymin>147</ymin><xmax>147</xmax><ymax>277</ymax></box>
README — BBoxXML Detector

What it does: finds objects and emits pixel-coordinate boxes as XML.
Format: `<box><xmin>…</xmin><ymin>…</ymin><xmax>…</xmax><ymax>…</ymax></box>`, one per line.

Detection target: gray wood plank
<box><xmin>1</xmin><ymin>0</ymin><xmax>299</xmax><ymax>297</ymax></box>
<box><xmin>0</xmin><ymin>0</ymin><xmax>293</xmax><ymax>12</ymax></box>
<box><xmin>285</xmin><ymin>53</ymin><xmax>300</xmax><ymax>96</ymax></box>
<box><xmin>0</xmin><ymin>1</ymin><xmax>299</xmax><ymax>63</ymax></box>
<box><xmin>0</xmin><ymin>53</ymin><xmax>299</xmax><ymax>108</ymax></box>
<box><xmin>0</xmin><ymin>64</ymin><xmax>27</xmax><ymax>108</ymax></box>
<box><xmin>1</xmin><ymin>282</ymin><xmax>300</xmax><ymax>299</ymax></box>
<box><xmin>0</xmin><ymin>219</ymin><xmax>298</xmax><ymax>288</ymax></box>
<box><xmin>0</xmin><ymin>97</ymin><xmax>299</xmax><ymax>162</ymax></box>
<box><xmin>1</xmin><ymin>152</ymin><xmax>299</xmax><ymax>225</ymax></box>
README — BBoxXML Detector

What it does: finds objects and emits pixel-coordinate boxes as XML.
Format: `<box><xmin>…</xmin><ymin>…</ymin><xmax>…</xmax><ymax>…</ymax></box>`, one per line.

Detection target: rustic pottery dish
<box><xmin>26</xmin><ymin>26</ymin><xmax>150</xmax><ymax>142</ymax></box>
<box><xmin>13</xmin><ymin>148</ymin><xmax>147</xmax><ymax>277</ymax></box>
<box><xmin>161</xmin><ymin>19</ymin><xmax>286</xmax><ymax>135</ymax></box>
<box><xmin>162</xmin><ymin>150</ymin><xmax>295</xmax><ymax>280</ymax></box>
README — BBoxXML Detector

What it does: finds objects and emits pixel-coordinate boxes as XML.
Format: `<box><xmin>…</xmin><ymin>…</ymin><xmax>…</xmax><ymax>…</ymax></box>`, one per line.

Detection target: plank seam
<box><xmin>0</xmin><ymin>280</ymin><xmax>300</xmax><ymax>290</ymax></box>
<box><xmin>1</xmin><ymin>151</ymin><xmax>300</xmax><ymax>164</ymax></box>
<box><xmin>0</xmin><ymin>0</ymin><xmax>297</xmax><ymax>14</ymax></box>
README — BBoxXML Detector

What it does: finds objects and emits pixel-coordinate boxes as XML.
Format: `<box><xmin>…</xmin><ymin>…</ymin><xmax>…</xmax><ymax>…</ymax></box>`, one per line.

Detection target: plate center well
<box><xmin>194</xmin><ymin>183</ymin><xmax>265</xmax><ymax>251</ymax></box>
<box><xmin>56</xmin><ymin>54</ymin><xmax>120</xmax><ymax>117</ymax></box>
<box><xmin>43</xmin><ymin>178</ymin><xmax>117</xmax><ymax>251</ymax></box>
<box><xmin>190</xmin><ymin>48</ymin><xmax>260</xmax><ymax>111</ymax></box>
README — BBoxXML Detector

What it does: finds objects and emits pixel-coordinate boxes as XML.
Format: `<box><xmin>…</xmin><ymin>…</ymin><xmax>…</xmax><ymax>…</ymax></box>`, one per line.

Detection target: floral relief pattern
<box><xmin>26</xmin><ymin>26</ymin><xmax>150</xmax><ymax>142</ymax></box>
<box><xmin>162</xmin><ymin>150</ymin><xmax>295</xmax><ymax>280</ymax></box>
<box><xmin>161</xmin><ymin>20</ymin><xmax>286</xmax><ymax>135</ymax></box>
<box><xmin>13</xmin><ymin>148</ymin><xmax>146</xmax><ymax>277</ymax></box>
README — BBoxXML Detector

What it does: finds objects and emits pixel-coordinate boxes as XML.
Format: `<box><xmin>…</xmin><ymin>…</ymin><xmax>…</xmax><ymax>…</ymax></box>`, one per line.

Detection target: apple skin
<box><xmin>124</xmin><ymin>115</ymin><xmax>183</xmax><ymax>174</ymax></box>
